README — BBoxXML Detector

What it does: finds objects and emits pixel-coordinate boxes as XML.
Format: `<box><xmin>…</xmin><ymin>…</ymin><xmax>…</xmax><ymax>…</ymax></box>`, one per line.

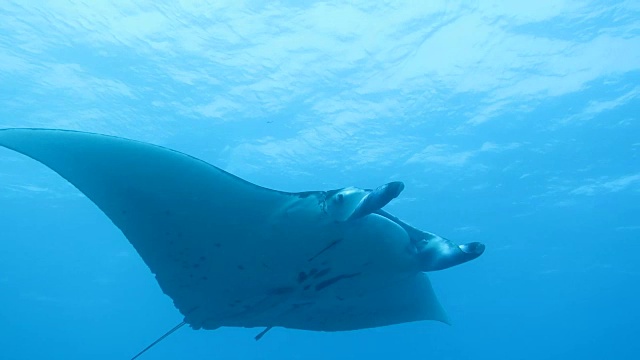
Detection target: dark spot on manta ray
<box><xmin>297</xmin><ymin>267</ymin><xmax>331</xmax><ymax>284</ymax></box>
<box><xmin>214</xmin><ymin>243</ymin><xmax>221</xmax><ymax>248</ymax></box>
<box><xmin>312</xmin><ymin>268</ymin><xmax>331</xmax><ymax>279</ymax></box>
<box><xmin>237</xmin><ymin>265</ymin><xmax>245</xmax><ymax>270</ymax></box>
<box><xmin>291</xmin><ymin>302</ymin><xmax>314</xmax><ymax>309</ymax></box>
<box><xmin>336</xmin><ymin>296</ymin><xmax>345</xmax><ymax>301</ymax></box>
<box><xmin>201</xmin><ymin>276</ymin><xmax>207</xmax><ymax>280</ymax></box>
<box><xmin>269</xmin><ymin>286</ymin><xmax>294</xmax><ymax>295</ymax></box>
<box><xmin>315</xmin><ymin>273</ymin><xmax>361</xmax><ymax>291</ymax></box>
<box><xmin>297</xmin><ymin>271</ymin><xmax>307</xmax><ymax>283</ymax></box>
<box><xmin>192</xmin><ymin>263</ymin><xmax>200</xmax><ymax>269</ymax></box>
<box><xmin>200</xmin><ymin>256</ymin><xmax>206</xmax><ymax>261</ymax></box>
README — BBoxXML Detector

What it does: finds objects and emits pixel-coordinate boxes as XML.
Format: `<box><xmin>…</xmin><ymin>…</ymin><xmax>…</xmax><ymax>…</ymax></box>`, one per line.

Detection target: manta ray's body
<box><xmin>0</xmin><ymin>128</ymin><xmax>484</xmax><ymax>356</ymax></box>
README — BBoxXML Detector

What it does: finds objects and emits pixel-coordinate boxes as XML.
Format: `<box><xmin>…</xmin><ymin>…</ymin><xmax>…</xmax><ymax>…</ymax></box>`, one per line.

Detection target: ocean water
<box><xmin>1</xmin><ymin>2</ymin><xmax>639</xmax><ymax>359</ymax></box>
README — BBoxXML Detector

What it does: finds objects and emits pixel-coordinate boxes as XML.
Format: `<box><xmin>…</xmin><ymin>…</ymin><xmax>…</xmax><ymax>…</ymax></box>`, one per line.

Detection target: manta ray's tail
<box><xmin>130</xmin><ymin>321</ymin><xmax>186</xmax><ymax>360</ymax></box>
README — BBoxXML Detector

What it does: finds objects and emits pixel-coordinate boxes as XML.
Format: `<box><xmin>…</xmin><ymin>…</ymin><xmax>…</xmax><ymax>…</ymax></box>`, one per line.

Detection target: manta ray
<box><xmin>0</xmin><ymin>128</ymin><xmax>485</xmax><ymax>358</ymax></box>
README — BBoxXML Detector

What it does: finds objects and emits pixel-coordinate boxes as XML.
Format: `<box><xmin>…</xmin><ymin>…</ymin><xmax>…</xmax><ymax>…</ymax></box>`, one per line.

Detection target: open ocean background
<box><xmin>1</xmin><ymin>1</ymin><xmax>639</xmax><ymax>359</ymax></box>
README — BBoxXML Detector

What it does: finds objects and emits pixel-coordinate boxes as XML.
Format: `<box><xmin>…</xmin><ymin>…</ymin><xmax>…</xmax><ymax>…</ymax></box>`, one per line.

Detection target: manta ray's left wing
<box><xmin>0</xmin><ymin>128</ymin><xmax>313</xmax><ymax>328</ymax></box>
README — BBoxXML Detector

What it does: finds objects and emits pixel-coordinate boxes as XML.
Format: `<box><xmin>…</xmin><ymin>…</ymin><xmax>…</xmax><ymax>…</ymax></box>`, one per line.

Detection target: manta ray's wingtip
<box><xmin>0</xmin><ymin>128</ymin><xmax>94</xmax><ymax>135</ymax></box>
<box><xmin>0</xmin><ymin>127</ymin><xmax>22</xmax><ymax>136</ymax></box>
<box><xmin>1</xmin><ymin>127</ymin><xmax>43</xmax><ymax>132</ymax></box>
<box><xmin>0</xmin><ymin>128</ymin><xmax>57</xmax><ymax>141</ymax></box>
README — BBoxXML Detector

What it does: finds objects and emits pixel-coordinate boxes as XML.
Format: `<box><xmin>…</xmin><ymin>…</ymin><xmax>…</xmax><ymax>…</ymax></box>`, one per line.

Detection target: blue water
<box><xmin>1</xmin><ymin>2</ymin><xmax>639</xmax><ymax>359</ymax></box>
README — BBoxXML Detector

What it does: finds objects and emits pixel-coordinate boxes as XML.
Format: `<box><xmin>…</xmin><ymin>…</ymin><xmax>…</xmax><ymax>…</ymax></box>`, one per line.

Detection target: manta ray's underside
<box><xmin>0</xmin><ymin>128</ymin><xmax>485</xmax><ymax>358</ymax></box>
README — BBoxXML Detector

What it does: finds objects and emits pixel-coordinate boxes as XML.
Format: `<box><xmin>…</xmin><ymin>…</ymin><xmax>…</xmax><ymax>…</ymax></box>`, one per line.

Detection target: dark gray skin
<box><xmin>348</xmin><ymin>181</ymin><xmax>405</xmax><ymax>220</ymax></box>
